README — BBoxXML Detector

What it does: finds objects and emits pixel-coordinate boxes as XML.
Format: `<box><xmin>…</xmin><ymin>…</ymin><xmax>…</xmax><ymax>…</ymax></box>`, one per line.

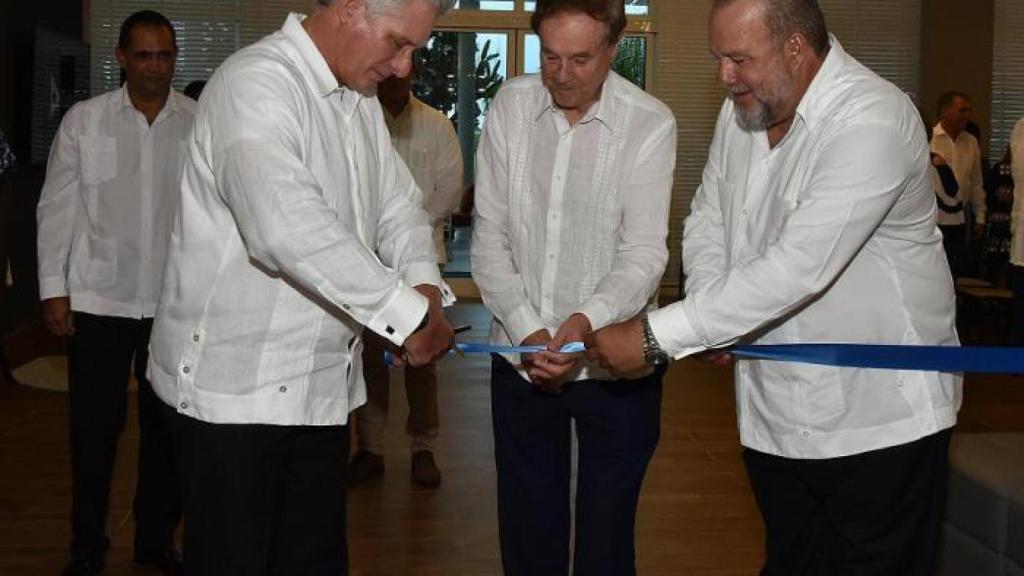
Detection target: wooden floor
<box><xmin>1</xmin><ymin>302</ymin><xmax>1022</xmax><ymax>575</ymax></box>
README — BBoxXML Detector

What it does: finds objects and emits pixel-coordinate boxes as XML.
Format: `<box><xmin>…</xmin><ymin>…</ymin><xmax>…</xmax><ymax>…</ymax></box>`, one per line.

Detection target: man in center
<box><xmin>471</xmin><ymin>1</ymin><xmax>676</xmax><ymax>574</ymax></box>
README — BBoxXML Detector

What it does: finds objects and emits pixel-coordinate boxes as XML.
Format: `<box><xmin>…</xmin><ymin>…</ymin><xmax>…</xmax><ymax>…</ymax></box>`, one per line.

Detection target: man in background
<box><xmin>1009</xmin><ymin>118</ymin><xmax>1024</xmax><ymax>344</ymax></box>
<box><xmin>931</xmin><ymin>91</ymin><xmax>987</xmax><ymax>279</ymax></box>
<box><xmin>37</xmin><ymin>10</ymin><xmax>193</xmax><ymax>576</ymax></box>
<box><xmin>350</xmin><ymin>65</ymin><xmax>463</xmax><ymax>488</ymax></box>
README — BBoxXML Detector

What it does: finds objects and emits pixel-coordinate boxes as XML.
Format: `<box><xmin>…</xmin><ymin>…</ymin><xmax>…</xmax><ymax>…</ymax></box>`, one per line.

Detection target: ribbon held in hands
<box><xmin>383</xmin><ymin>341</ymin><xmax>586</xmax><ymax>366</ymax></box>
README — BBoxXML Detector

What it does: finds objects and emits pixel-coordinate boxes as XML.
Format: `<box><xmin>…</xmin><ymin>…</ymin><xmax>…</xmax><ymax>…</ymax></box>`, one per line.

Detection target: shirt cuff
<box><xmin>366</xmin><ymin>284</ymin><xmax>429</xmax><ymax>347</ymax></box>
<box><xmin>575</xmin><ymin>298</ymin><xmax>613</xmax><ymax>332</ymax></box>
<box><xmin>402</xmin><ymin>261</ymin><xmax>456</xmax><ymax>306</ymax></box>
<box><xmin>647</xmin><ymin>300</ymin><xmax>706</xmax><ymax>360</ymax></box>
<box><xmin>39</xmin><ymin>276</ymin><xmax>69</xmax><ymax>301</ymax></box>
<box><xmin>503</xmin><ymin>302</ymin><xmax>546</xmax><ymax>346</ymax></box>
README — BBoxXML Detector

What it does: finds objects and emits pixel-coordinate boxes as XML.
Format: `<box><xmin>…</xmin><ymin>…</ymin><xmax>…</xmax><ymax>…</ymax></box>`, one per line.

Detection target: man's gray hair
<box><xmin>316</xmin><ymin>0</ymin><xmax>456</xmax><ymax>16</ymax></box>
<box><xmin>714</xmin><ymin>0</ymin><xmax>829</xmax><ymax>56</ymax></box>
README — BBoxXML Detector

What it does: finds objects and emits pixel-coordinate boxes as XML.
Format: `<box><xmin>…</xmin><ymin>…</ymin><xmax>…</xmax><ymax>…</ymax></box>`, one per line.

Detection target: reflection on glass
<box><xmin>412</xmin><ymin>31</ymin><xmax>509</xmax><ymax>277</ymax></box>
<box><xmin>523</xmin><ymin>33</ymin><xmax>646</xmax><ymax>89</ymax></box>
<box><xmin>524</xmin><ymin>0</ymin><xmax>649</xmax><ymax>14</ymax></box>
<box><xmin>453</xmin><ymin>0</ymin><xmax>514</xmax><ymax>10</ymax></box>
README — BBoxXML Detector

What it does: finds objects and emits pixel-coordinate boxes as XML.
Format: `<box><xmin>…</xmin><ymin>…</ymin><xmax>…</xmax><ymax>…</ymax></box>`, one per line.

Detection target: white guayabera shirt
<box><xmin>930</xmin><ymin>123</ymin><xmax>986</xmax><ymax>226</ymax></box>
<box><xmin>383</xmin><ymin>95</ymin><xmax>463</xmax><ymax>264</ymax></box>
<box><xmin>472</xmin><ymin>72</ymin><xmax>677</xmax><ymax>381</ymax></box>
<box><xmin>650</xmin><ymin>39</ymin><xmax>961</xmax><ymax>459</ymax></box>
<box><xmin>37</xmin><ymin>86</ymin><xmax>196</xmax><ymax>318</ymax></box>
<box><xmin>149</xmin><ymin>14</ymin><xmax>450</xmax><ymax>427</ymax></box>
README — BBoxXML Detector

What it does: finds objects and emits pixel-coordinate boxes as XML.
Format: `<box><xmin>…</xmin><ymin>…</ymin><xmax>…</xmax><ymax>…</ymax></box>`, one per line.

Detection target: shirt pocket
<box><xmin>79</xmin><ymin>136</ymin><xmax>117</xmax><ymax>186</ymax></box>
<box><xmin>795</xmin><ymin>364</ymin><xmax>846</xmax><ymax>426</ymax></box>
<box><xmin>405</xmin><ymin>147</ymin><xmax>435</xmax><ymax>193</ymax></box>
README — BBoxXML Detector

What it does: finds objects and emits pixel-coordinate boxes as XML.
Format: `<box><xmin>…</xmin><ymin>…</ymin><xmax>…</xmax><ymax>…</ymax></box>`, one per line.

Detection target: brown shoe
<box><xmin>411</xmin><ymin>450</ymin><xmax>441</xmax><ymax>488</ymax></box>
<box><xmin>348</xmin><ymin>450</ymin><xmax>384</xmax><ymax>486</ymax></box>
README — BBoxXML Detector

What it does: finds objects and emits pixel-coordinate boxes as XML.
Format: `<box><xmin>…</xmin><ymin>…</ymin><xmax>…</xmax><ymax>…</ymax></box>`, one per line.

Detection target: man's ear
<box><xmin>608</xmin><ymin>33</ymin><xmax>623</xmax><ymax>61</ymax></box>
<box><xmin>336</xmin><ymin>0</ymin><xmax>367</xmax><ymax>25</ymax></box>
<box><xmin>115</xmin><ymin>45</ymin><xmax>127</xmax><ymax>69</ymax></box>
<box><xmin>786</xmin><ymin>33</ymin><xmax>805</xmax><ymax>61</ymax></box>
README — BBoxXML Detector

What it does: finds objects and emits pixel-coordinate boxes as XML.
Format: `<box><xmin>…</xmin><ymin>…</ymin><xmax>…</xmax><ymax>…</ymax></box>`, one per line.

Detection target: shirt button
<box><xmin>179</xmin><ymin>402</ymin><xmax>188</xmax><ymax>410</ymax></box>
<box><xmin>801</xmin><ymin>430</ymin><xmax>811</xmax><ymax>438</ymax></box>
<box><xmin>342</xmin><ymin>303</ymin><xmax>351</xmax><ymax>311</ymax></box>
<box><xmin>192</xmin><ymin>333</ymin><xmax>200</xmax><ymax>343</ymax></box>
<box><xmin>279</xmin><ymin>386</ymin><xmax>288</xmax><ymax>393</ymax></box>
<box><xmin>548</xmin><ymin>254</ymin><xmax>555</xmax><ymax>260</ymax></box>
<box><xmin>182</xmin><ymin>366</ymin><xmax>190</xmax><ymax>375</ymax></box>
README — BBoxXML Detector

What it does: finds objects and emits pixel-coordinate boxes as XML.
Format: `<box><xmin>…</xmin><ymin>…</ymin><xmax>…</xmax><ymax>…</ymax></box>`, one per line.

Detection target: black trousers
<box><xmin>490</xmin><ymin>356</ymin><xmax>663</xmax><ymax>576</ymax></box>
<box><xmin>168</xmin><ymin>407</ymin><xmax>349</xmax><ymax>576</ymax></box>
<box><xmin>939</xmin><ymin>224</ymin><xmax>967</xmax><ymax>280</ymax></box>
<box><xmin>67</xmin><ymin>312</ymin><xmax>180</xmax><ymax>560</ymax></box>
<box><xmin>743</xmin><ymin>429</ymin><xmax>952</xmax><ymax>576</ymax></box>
<box><xmin>1011</xmin><ymin>264</ymin><xmax>1024</xmax><ymax>345</ymax></box>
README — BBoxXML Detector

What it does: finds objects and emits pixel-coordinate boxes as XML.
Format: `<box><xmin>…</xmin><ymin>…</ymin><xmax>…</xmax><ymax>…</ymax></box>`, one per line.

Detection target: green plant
<box><xmin>613</xmin><ymin>37</ymin><xmax>646</xmax><ymax>89</ymax></box>
<box><xmin>413</xmin><ymin>33</ymin><xmax>505</xmax><ymax>133</ymax></box>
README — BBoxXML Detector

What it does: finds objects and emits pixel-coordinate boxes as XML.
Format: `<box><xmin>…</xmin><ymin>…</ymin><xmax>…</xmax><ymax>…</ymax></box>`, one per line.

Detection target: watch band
<box><xmin>641</xmin><ymin>313</ymin><xmax>668</xmax><ymax>366</ymax></box>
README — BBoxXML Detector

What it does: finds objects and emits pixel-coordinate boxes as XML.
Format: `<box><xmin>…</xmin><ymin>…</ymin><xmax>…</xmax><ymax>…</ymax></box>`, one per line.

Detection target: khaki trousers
<box><xmin>355</xmin><ymin>331</ymin><xmax>439</xmax><ymax>454</ymax></box>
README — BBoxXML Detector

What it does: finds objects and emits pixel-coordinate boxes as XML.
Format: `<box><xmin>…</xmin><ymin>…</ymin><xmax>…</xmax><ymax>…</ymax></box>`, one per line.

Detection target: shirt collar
<box><xmin>932</xmin><ymin>123</ymin><xmax>965</xmax><ymax>143</ymax></box>
<box><xmin>282</xmin><ymin>12</ymin><xmax>359</xmax><ymax>113</ymax></box>
<box><xmin>792</xmin><ymin>35</ymin><xmax>845</xmax><ymax>132</ymax></box>
<box><xmin>383</xmin><ymin>94</ymin><xmax>419</xmax><ymax>124</ymax></box>
<box><xmin>115</xmin><ymin>84</ymin><xmax>179</xmax><ymax>121</ymax></box>
<box><xmin>532</xmin><ymin>72</ymin><xmax>618</xmax><ymax>133</ymax></box>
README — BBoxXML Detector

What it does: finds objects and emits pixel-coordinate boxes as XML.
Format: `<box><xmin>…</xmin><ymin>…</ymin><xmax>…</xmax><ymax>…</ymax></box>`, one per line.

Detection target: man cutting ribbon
<box><xmin>586</xmin><ymin>0</ymin><xmax>959</xmax><ymax>574</ymax></box>
<box><xmin>471</xmin><ymin>1</ymin><xmax>676</xmax><ymax>573</ymax></box>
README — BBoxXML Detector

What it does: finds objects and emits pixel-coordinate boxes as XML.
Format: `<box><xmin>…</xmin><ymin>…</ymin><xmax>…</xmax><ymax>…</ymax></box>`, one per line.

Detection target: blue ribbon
<box><xmin>455</xmin><ymin>342</ymin><xmax>586</xmax><ymax>355</ymax></box>
<box><xmin>386</xmin><ymin>341</ymin><xmax>1024</xmax><ymax>375</ymax></box>
<box><xmin>731</xmin><ymin>343</ymin><xmax>1024</xmax><ymax>374</ymax></box>
<box><xmin>384</xmin><ymin>341</ymin><xmax>585</xmax><ymax>366</ymax></box>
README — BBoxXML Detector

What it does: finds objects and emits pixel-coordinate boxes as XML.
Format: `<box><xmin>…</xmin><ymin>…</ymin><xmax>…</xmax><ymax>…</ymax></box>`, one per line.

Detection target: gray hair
<box><xmin>316</xmin><ymin>0</ymin><xmax>456</xmax><ymax>16</ymax></box>
<box><xmin>713</xmin><ymin>0</ymin><xmax>829</xmax><ymax>56</ymax></box>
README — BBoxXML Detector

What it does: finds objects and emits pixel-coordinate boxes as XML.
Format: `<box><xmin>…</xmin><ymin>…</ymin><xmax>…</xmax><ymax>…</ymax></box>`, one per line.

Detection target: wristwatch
<box><xmin>641</xmin><ymin>313</ymin><xmax>668</xmax><ymax>366</ymax></box>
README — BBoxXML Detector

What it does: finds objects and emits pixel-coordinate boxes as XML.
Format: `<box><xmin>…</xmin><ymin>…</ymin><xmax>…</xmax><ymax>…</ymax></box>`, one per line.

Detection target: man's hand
<box><xmin>402</xmin><ymin>285</ymin><xmax>453</xmax><ymax>367</ymax></box>
<box><xmin>42</xmin><ymin>297</ymin><xmax>74</xmax><ymax>336</ymax></box>
<box><xmin>519</xmin><ymin>328</ymin><xmax>553</xmax><ymax>388</ymax></box>
<box><xmin>526</xmin><ymin>313</ymin><xmax>591</xmax><ymax>392</ymax></box>
<box><xmin>584</xmin><ymin>315</ymin><xmax>647</xmax><ymax>378</ymax></box>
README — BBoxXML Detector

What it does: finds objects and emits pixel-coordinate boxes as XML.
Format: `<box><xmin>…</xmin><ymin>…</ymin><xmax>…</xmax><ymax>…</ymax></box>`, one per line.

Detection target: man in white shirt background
<box><xmin>36</xmin><ymin>10</ymin><xmax>194</xmax><ymax>576</ymax></box>
<box><xmin>587</xmin><ymin>0</ymin><xmax>959</xmax><ymax>574</ymax></box>
<box><xmin>471</xmin><ymin>1</ymin><xmax>676</xmax><ymax>573</ymax></box>
<box><xmin>931</xmin><ymin>91</ymin><xmax>987</xmax><ymax>279</ymax></box>
<box><xmin>350</xmin><ymin>64</ymin><xmax>463</xmax><ymax>488</ymax></box>
<box><xmin>146</xmin><ymin>0</ymin><xmax>455</xmax><ymax>574</ymax></box>
<box><xmin>1010</xmin><ymin>118</ymin><xmax>1024</xmax><ymax>345</ymax></box>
